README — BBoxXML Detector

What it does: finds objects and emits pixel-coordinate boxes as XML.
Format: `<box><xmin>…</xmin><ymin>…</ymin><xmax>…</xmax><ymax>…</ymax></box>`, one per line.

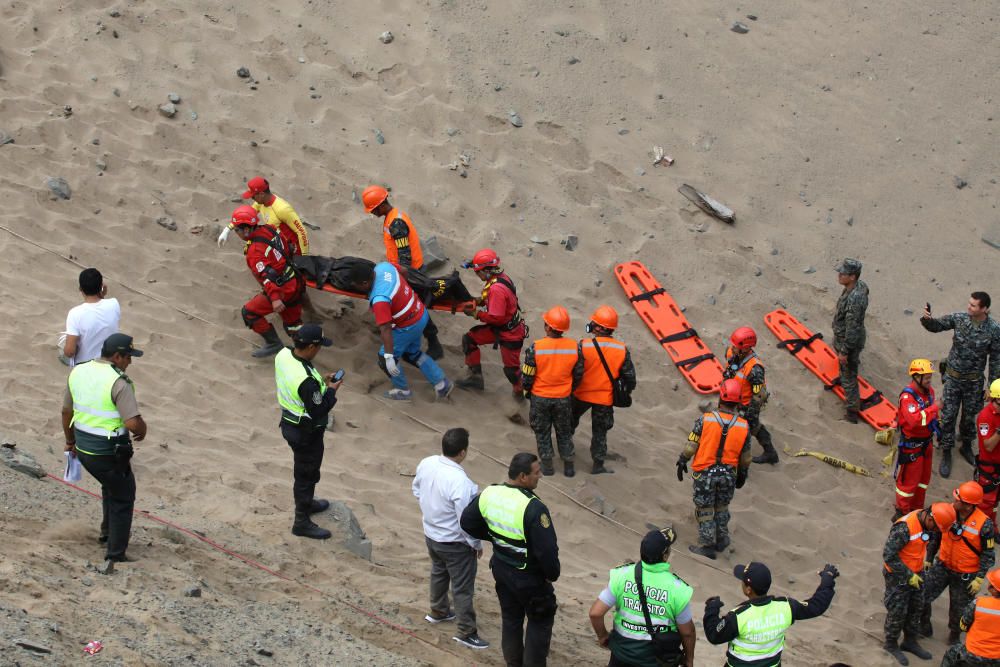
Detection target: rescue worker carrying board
<box><xmin>360</xmin><ymin>185</ymin><xmax>444</xmax><ymax>360</ymax></box>
<box><xmin>231</xmin><ymin>206</ymin><xmax>305</xmax><ymax>358</ymax></box>
<box><xmin>893</xmin><ymin>359</ymin><xmax>940</xmax><ymax>519</ymax></box>
<box><xmin>676</xmin><ymin>379</ymin><xmax>751</xmax><ymax>560</ymax></box>
<box><xmin>723</xmin><ymin>326</ymin><xmax>778</xmax><ymax>465</ymax></box>
<box><xmin>940</xmin><ymin>567</ymin><xmax>1000</xmax><ymax>667</ymax></box>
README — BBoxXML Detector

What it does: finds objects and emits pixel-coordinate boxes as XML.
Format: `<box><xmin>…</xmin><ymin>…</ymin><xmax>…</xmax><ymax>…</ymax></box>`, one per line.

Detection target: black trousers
<box><xmin>280</xmin><ymin>422</ymin><xmax>325</xmax><ymax>514</ymax></box>
<box><xmin>492</xmin><ymin>562</ymin><xmax>557</xmax><ymax>667</ymax></box>
<box><xmin>76</xmin><ymin>450</ymin><xmax>135</xmax><ymax>561</ymax></box>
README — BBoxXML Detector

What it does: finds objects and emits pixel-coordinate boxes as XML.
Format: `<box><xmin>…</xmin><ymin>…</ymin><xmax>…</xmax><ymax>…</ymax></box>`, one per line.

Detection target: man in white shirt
<box><xmin>62</xmin><ymin>269</ymin><xmax>121</xmax><ymax>367</ymax></box>
<box><xmin>412</xmin><ymin>428</ymin><xmax>489</xmax><ymax>650</ymax></box>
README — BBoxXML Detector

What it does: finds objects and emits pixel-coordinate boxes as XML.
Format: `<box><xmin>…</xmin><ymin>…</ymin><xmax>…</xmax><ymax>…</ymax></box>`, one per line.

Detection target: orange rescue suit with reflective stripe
<box><xmin>885</xmin><ymin>511</ymin><xmax>927</xmax><ymax>574</ymax></box>
<box><xmin>382</xmin><ymin>208</ymin><xmax>423</xmax><ymax>269</ymax></box>
<box><xmin>967</xmin><ymin>596</ymin><xmax>1000</xmax><ymax>658</ymax></box>
<box><xmin>725</xmin><ymin>346</ymin><xmax>760</xmax><ymax>406</ymax></box>
<box><xmin>691</xmin><ymin>411</ymin><xmax>749</xmax><ymax>472</ymax></box>
<box><xmin>531</xmin><ymin>337</ymin><xmax>579</xmax><ymax>399</ymax></box>
<box><xmin>575</xmin><ymin>337</ymin><xmax>627</xmax><ymax>406</ymax></box>
<box><xmin>940</xmin><ymin>508</ymin><xmax>988</xmax><ymax>574</ymax></box>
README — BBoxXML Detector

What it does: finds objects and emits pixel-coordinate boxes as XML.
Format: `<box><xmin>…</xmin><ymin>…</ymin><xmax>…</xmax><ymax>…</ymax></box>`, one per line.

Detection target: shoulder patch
<box><xmin>312</xmin><ymin>391</ymin><xmax>322</xmax><ymax>404</ymax></box>
<box><xmin>255</xmin><ymin>261</ymin><xmax>266</xmax><ymax>272</ymax></box>
<box><xmin>908</xmin><ymin>404</ymin><xmax>917</xmax><ymax>413</ymax></box>
<box><xmin>540</xmin><ymin>513</ymin><xmax>551</xmax><ymax>529</ymax></box>
<box><xmin>716</xmin><ymin>620</ymin><xmax>726</xmax><ymax>632</ymax></box>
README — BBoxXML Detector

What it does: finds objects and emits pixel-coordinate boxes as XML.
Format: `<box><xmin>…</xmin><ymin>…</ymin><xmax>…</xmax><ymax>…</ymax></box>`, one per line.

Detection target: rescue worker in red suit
<box><xmin>976</xmin><ymin>379</ymin><xmax>1000</xmax><ymax>526</ymax></box>
<box><xmin>894</xmin><ymin>359</ymin><xmax>940</xmax><ymax>519</ymax></box>
<box><xmin>231</xmin><ymin>206</ymin><xmax>304</xmax><ymax>358</ymax></box>
<box><xmin>456</xmin><ymin>249</ymin><xmax>527</xmax><ymax>399</ymax></box>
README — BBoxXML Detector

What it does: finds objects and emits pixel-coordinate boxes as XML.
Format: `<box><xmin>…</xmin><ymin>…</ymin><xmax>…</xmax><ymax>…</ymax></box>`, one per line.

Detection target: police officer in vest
<box><xmin>61</xmin><ymin>333</ymin><xmax>148</xmax><ymax>563</ymax></box>
<box><xmin>274</xmin><ymin>324</ymin><xmax>342</xmax><ymax>539</ymax></box>
<box><xmin>882</xmin><ymin>502</ymin><xmax>958</xmax><ymax>664</ymax></box>
<box><xmin>942</xmin><ymin>567</ymin><xmax>1000</xmax><ymax>667</ymax></box>
<box><xmin>704</xmin><ymin>561</ymin><xmax>838</xmax><ymax>666</ymax></box>
<box><xmin>461</xmin><ymin>452</ymin><xmax>560</xmax><ymax>667</ymax></box>
<box><xmin>922</xmin><ymin>482</ymin><xmax>997</xmax><ymax>645</ymax></box>
<box><xmin>588</xmin><ymin>526</ymin><xmax>697</xmax><ymax>667</ymax></box>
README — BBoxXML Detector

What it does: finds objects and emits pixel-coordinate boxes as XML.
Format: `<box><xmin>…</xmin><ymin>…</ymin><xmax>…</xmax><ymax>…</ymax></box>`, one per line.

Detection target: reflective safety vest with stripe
<box><xmin>885</xmin><ymin>511</ymin><xmax>927</xmax><ymax>574</ymax></box>
<box><xmin>274</xmin><ymin>347</ymin><xmax>326</xmax><ymax>424</ymax></box>
<box><xmin>479</xmin><ymin>484</ymin><xmax>534</xmax><ymax>570</ymax></box>
<box><xmin>382</xmin><ymin>208</ymin><xmax>423</xmax><ymax>269</ymax></box>
<box><xmin>68</xmin><ymin>361</ymin><xmax>127</xmax><ymax>440</ymax></box>
<box><xmin>967</xmin><ymin>596</ymin><xmax>1000</xmax><ymax>659</ymax></box>
<box><xmin>575</xmin><ymin>337</ymin><xmax>627</xmax><ymax>406</ymax></box>
<box><xmin>727</xmin><ymin>599</ymin><xmax>793</xmax><ymax>666</ymax></box>
<box><xmin>530</xmin><ymin>337</ymin><xmax>579</xmax><ymax>398</ymax></box>
<box><xmin>725</xmin><ymin>347</ymin><xmax>760</xmax><ymax>406</ymax></box>
<box><xmin>940</xmin><ymin>508</ymin><xmax>988</xmax><ymax>574</ymax></box>
<box><xmin>691</xmin><ymin>412</ymin><xmax>749</xmax><ymax>472</ymax></box>
<box><xmin>609</xmin><ymin>561</ymin><xmax>693</xmax><ymax>641</ymax></box>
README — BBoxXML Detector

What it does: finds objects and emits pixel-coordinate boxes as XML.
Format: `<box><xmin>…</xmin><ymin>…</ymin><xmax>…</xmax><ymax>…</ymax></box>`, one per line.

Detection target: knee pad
<box><xmin>461</xmin><ymin>333</ymin><xmax>476</xmax><ymax>355</ymax></box>
<box><xmin>241</xmin><ymin>306</ymin><xmax>259</xmax><ymax>328</ymax></box>
<box><xmin>402</xmin><ymin>351</ymin><xmax>425</xmax><ymax>367</ymax></box>
<box><xmin>503</xmin><ymin>366</ymin><xmax>521</xmax><ymax>386</ymax></box>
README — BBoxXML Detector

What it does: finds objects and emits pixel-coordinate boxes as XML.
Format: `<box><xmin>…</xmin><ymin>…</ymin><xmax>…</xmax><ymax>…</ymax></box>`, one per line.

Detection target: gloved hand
<box><xmin>969</xmin><ymin>576</ymin><xmax>984</xmax><ymax>595</ymax></box>
<box><xmin>384</xmin><ymin>354</ymin><xmax>400</xmax><ymax>377</ymax></box>
<box><xmin>736</xmin><ymin>467</ymin><xmax>748</xmax><ymax>489</ymax></box>
<box><xmin>704</xmin><ymin>596</ymin><xmax>724</xmax><ymax>611</ymax></box>
<box><xmin>820</xmin><ymin>564</ymin><xmax>840</xmax><ymax>580</ymax></box>
<box><xmin>676</xmin><ymin>456</ymin><xmax>688</xmax><ymax>482</ymax></box>
<box><xmin>908</xmin><ymin>572</ymin><xmax>924</xmax><ymax>589</ymax></box>
<box><xmin>217</xmin><ymin>226</ymin><xmax>231</xmax><ymax>247</ymax></box>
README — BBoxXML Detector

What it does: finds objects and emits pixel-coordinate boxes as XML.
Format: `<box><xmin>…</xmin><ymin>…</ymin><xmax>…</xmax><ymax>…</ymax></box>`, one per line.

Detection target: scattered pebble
<box><xmin>954</xmin><ymin>176</ymin><xmax>968</xmax><ymax>189</ymax></box>
<box><xmin>46</xmin><ymin>177</ymin><xmax>72</xmax><ymax>200</ymax></box>
<box><xmin>747</xmin><ymin>14</ymin><xmax>758</xmax><ymax>20</ymax></box>
<box><xmin>96</xmin><ymin>160</ymin><xmax>107</xmax><ymax>172</ymax></box>
<box><xmin>635</xmin><ymin>168</ymin><xmax>645</xmax><ymax>176</ymax></box>
<box><xmin>379</xmin><ymin>31</ymin><xmax>394</xmax><ymax>44</ymax></box>
<box><xmin>846</xmin><ymin>216</ymin><xmax>854</xmax><ymax>226</ymax></box>
<box><xmin>568</xmin><ymin>56</ymin><xmax>580</xmax><ymax>65</ymax></box>
<box><xmin>236</xmin><ymin>66</ymin><xmax>251</xmax><ymax>78</ymax></box>
<box><xmin>445</xmin><ymin>127</ymin><xmax>459</xmax><ymax>137</ymax></box>
<box><xmin>297</xmin><ymin>56</ymin><xmax>306</xmax><ymax>64</ymax></box>
<box><xmin>190</xmin><ymin>111</ymin><xmax>198</xmax><ymax>120</ymax></box>
<box><xmin>167</xmin><ymin>92</ymin><xmax>181</xmax><ymax>104</ymax></box>
<box><xmin>903</xmin><ymin>308</ymin><xmax>914</xmax><ymax>316</ymax></box>
<box><xmin>158</xmin><ymin>103</ymin><xmax>177</xmax><ymax>118</ymax></box>
<box><xmin>731</xmin><ymin>22</ymin><xmax>750</xmax><ymax>34</ymax></box>
<box><xmin>156</xmin><ymin>216</ymin><xmax>178</xmax><ymax>231</ymax></box>
<box><xmin>754</xmin><ymin>266</ymin><xmax>763</xmax><ymax>277</ymax></box>
<box><xmin>0</xmin><ymin>130</ymin><xmax>15</xmax><ymax>146</ymax></box>
<box><xmin>617</xmin><ymin>129</ymin><xmax>629</xmax><ymax>135</ymax></box>
<box><xmin>707</xmin><ymin>295</ymin><xmax>717</xmax><ymax>305</ymax></box>
<box><xmin>770</xmin><ymin>247</ymin><xmax>779</xmax><ymax>256</ymax></box>
<box><xmin>508</xmin><ymin>111</ymin><xmax>523</xmax><ymax>128</ymax></box>
<box><xmin>563</xmin><ymin>234</ymin><xmax>579</xmax><ymax>251</ymax></box>
<box><xmin>373</xmin><ymin>129</ymin><xmax>385</xmax><ymax>145</ymax></box>
<box><xmin>184</xmin><ymin>586</ymin><xmax>202</xmax><ymax>598</ymax></box>
<box><xmin>109</xmin><ymin>8</ymin><xmax>121</xmax><ymax>17</ymax></box>
<box><xmin>530</xmin><ymin>236</ymin><xmax>549</xmax><ymax>245</ymax></box>
<box><xmin>14</xmin><ymin>639</ymin><xmax>52</xmax><ymax>654</ymax></box>
<box><xmin>803</xmin><ymin>266</ymin><xmax>816</xmax><ymax>274</ymax></box>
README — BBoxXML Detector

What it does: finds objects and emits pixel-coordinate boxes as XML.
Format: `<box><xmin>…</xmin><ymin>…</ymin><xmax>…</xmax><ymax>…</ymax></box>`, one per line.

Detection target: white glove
<box><xmin>384</xmin><ymin>353</ymin><xmax>400</xmax><ymax>377</ymax></box>
<box><xmin>217</xmin><ymin>226</ymin><xmax>231</xmax><ymax>247</ymax></box>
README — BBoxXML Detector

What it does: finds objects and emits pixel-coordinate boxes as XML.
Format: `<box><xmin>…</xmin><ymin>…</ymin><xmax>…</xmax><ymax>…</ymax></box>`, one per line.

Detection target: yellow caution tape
<box><xmin>792</xmin><ymin>450</ymin><xmax>873</xmax><ymax>477</ymax></box>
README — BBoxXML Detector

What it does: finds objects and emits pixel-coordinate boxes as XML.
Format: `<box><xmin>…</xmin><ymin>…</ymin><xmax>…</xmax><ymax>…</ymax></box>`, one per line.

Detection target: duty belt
<box><xmin>898</xmin><ymin>438</ymin><xmax>931</xmax><ymax>464</ymax></box>
<box><xmin>975</xmin><ymin>459</ymin><xmax>1000</xmax><ymax>492</ymax></box>
<box><xmin>945</xmin><ymin>366</ymin><xmax>983</xmax><ymax>382</ymax></box>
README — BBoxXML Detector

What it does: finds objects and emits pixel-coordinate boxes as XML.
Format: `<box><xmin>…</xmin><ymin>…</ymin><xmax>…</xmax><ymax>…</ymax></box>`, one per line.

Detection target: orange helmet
<box><xmin>542</xmin><ymin>306</ymin><xmax>570</xmax><ymax>332</ymax></box>
<box><xmin>730</xmin><ymin>326</ymin><xmax>757</xmax><ymax>352</ymax></box>
<box><xmin>908</xmin><ymin>359</ymin><xmax>935</xmax><ymax>377</ymax></box>
<box><xmin>464</xmin><ymin>248</ymin><xmax>500</xmax><ymax>271</ymax></box>
<box><xmin>590</xmin><ymin>305</ymin><xmax>619</xmax><ymax>331</ymax></box>
<box><xmin>231</xmin><ymin>205</ymin><xmax>259</xmax><ymax>227</ymax></box>
<box><xmin>954</xmin><ymin>481</ymin><xmax>984</xmax><ymax>505</ymax></box>
<box><xmin>987</xmin><ymin>568</ymin><xmax>1000</xmax><ymax>592</ymax></box>
<box><xmin>362</xmin><ymin>185</ymin><xmax>389</xmax><ymax>213</ymax></box>
<box><xmin>930</xmin><ymin>502</ymin><xmax>958</xmax><ymax>533</ymax></box>
<box><xmin>719</xmin><ymin>378</ymin><xmax>742</xmax><ymax>403</ymax></box>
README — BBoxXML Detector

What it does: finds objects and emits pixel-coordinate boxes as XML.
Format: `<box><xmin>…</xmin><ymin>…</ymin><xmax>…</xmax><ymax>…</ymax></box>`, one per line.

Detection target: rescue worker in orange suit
<box><xmin>218</xmin><ymin>176</ymin><xmax>309</xmax><ymax>257</ymax></box>
<box><xmin>361</xmin><ymin>185</ymin><xmax>444</xmax><ymax>360</ymax></box>
<box><xmin>231</xmin><ymin>206</ymin><xmax>305</xmax><ymax>358</ymax></box>
<box><xmin>723</xmin><ymin>326</ymin><xmax>778</xmax><ymax>465</ymax></box>
<box><xmin>881</xmin><ymin>502</ymin><xmax>957</xmax><ymax>665</ymax></box>
<box><xmin>941</xmin><ymin>567</ymin><xmax>1000</xmax><ymax>667</ymax></box>
<box><xmin>522</xmin><ymin>306</ymin><xmax>584</xmax><ymax>478</ymax></box>
<box><xmin>922</xmin><ymin>482</ymin><xmax>996</xmax><ymax>646</ymax></box>
<box><xmin>572</xmin><ymin>306</ymin><xmax>637</xmax><ymax>475</ymax></box>
<box><xmin>456</xmin><ymin>248</ymin><xmax>528</xmax><ymax>398</ymax></box>
<box><xmin>894</xmin><ymin>359</ymin><xmax>940</xmax><ymax>519</ymax></box>
<box><xmin>976</xmin><ymin>380</ymin><xmax>1000</xmax><ymax>526</ymax></box>
<box><xmin>676</xmin><ymin>379</ymin><xmax>751</xmax><ymax>560</ymax></box>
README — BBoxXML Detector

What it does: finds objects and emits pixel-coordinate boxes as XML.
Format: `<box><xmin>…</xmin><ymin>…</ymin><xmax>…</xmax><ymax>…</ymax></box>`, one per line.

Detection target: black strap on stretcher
<box><xmin>629</xmin><ymin>287</ymin><xmax>666</xmax><ymax>303</ymax></box>
<box><xmin>675</xmin><ymin>353</ymin><xmax>715</xmax><ymax>371</ymax></box>
<box><xmin>860</xmin><ymin>391</ymin><xmax>885</xmax><ymax>411</ymax></box>
<box><xmin>659</xmin><ymin>328</ymin><xmax>698</xmax><ymax>344</ymax></box>
<box><xmin>777</xmin><ymin>332</ymin><xmax>823</xmax><ymax>354</ymax></box>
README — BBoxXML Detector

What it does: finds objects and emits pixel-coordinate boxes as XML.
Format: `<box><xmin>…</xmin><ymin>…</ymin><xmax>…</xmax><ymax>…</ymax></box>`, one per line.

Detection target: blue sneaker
<box><xmin>435</xmin><ymin>379</ymin><xmax>454</xmax><ymax>400</ymax></box>
<box><xmin>453</xmin><ymin>633</ymin><xmax>489</xmax><ymax>650</ymax></box>
<box><xmin>384</xmin><ymin>388</ymin><xmax>412</xmax><ymax>401</ymax></box>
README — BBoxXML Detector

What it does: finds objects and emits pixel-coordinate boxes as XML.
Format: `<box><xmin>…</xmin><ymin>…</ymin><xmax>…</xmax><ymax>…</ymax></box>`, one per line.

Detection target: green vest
<box><xmin>727</xmin><ymin>598</ymin><xmax>793</xmax><ymax>666</ymax></box>
<box><xmin>274</xmin><ymin>348</ymin><xmax>326</xmax><ymax>425</ymax></box>
<box><xmin>68</xmin><ymin>361</ymin><xmax>128</xmax><ymax>455</ymax></box>
<box><xmin>479</xmin><ymin>484</ymin><xmax>534</xmax><ymax>569</ymax></box>
<box><xmin>608</xmin><ymin>561</ymin><xmax>693</xmax><ymax>664</ymax></box>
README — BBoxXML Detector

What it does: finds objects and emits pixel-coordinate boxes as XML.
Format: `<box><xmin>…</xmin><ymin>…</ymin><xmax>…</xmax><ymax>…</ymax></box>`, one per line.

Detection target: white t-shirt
<box><xmin>65</xmin><ymin>298</ymin><xmax>121</xmax><ymax>366</ymax></box>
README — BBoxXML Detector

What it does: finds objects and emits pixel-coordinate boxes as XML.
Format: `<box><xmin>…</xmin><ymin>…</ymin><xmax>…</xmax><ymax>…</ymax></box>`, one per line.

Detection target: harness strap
<box><xmin>777</xmin><ymin>332</ymin><xmax>823</xmax><ymax>354</ymax></box>
<box><xmin>675</xmin><ymin>353</ymin><xmax>715</xmax><ymax>370</ymax></box>
<box><xmin>860</xmin><ymin>391</ymin><xmax>885</xmax><ymax>411</ymax></box>
<box><xmin>629</xmin><ymin>287</ymin><xmax>666</xmax><ymax>303</ymax></box>
<box><xmin>659</xmin><ymin>328</ymin><xmax>698</xmax><ymax>344</ymax></box>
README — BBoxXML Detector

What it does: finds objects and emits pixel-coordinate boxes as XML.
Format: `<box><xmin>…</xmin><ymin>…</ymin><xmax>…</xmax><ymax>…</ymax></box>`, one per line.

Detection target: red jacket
<box><xmin>245</xmin><ymin>226</ymin><xmax>297</xmax><ymax>301</ymax></box>
<box><xmin>897</xmin><ymin>382</ymin><xmax>938</xmax><ymax>441</ymax></box>
<box><xmin>476</xmin><ymin>273</ymin><xmax>526</xmax><ymax>339</ymax></box>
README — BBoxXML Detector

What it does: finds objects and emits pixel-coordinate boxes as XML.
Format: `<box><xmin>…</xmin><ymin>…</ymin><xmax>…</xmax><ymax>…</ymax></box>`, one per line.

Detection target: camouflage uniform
<box><xmin>920</xmin><ymin>312</ymin><xmax>1000</xmax><ymax>452</ymax></box>
<box><xmin>923</xmin><ymin>517</ymin><xmax>996</xmax><ymax>634</ymax></box>
<box><xmin>687</xmin><ymin>415</ymin><xmax>751</xmax><ymax>548</ymax></box>
<box><xmin>722</xmin><ymin>349</ymin><xmax>775</xmax><ymax>458</ymax></box>
<box><xmin>570</xmin><ymin>347</ymin><xmax>636</xmax><ymax>466</ymax></box>
<box><xmin>940</xmin><ymin>599</ymin><xmax>1000</xmax><ymax>667</ymax></box>
<box><xmin>832</xmin><ymin>275</ymin><xmax>869</xmax><ymax>413</ymax></box>
<box><xmin>522</xmin><ymin>342</ymin><xmax>584</xmax><ymax>464</ymax></box>
<box><xmin>883</xmin><ymin>520</ymin><xmax>939</xmax><ymax>641</ymax></box>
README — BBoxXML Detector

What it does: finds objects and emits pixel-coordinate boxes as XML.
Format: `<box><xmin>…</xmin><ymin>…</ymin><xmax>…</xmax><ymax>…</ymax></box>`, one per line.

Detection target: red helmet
<box><xmin>930</xmin><ymin>502</ymin><xmax>958</xmax><ymax>533</ymax></box>
<box><xmin>590</xmin><ymin>305</ymin><xmax>619</xmax><ymax>331</ymax></box>
<box><xmin>719</xmin><ymin>378</ymin><xmax>742</xmax><ymax>403</ymax></box>
<box><xmin>542</xmin><ymin>306</ymin><xmax>570</xmax><ymax>332</ymax></box>
<box><xmin>466</xmin><ymin>248</ymin><xmax>500</xmax><ymax>271</ymax></box>
<box><xmin>231</xmin><ymin>205</ymin><xmax>259</xmax><ymax>227</ymax></box>
<box><xmin>362</xmin><ymin>185</ymin><xmax>389</xmax><ymax>213</ymax></box>
<box><xmin>730</xmin><ymin>326</ymin><xmax>757</xmax><ymax>352</ymax></box>
<box><xmin>954</xmin><ymin>481</ymin><xmax>984</xmax><ymax>505</ymax></box>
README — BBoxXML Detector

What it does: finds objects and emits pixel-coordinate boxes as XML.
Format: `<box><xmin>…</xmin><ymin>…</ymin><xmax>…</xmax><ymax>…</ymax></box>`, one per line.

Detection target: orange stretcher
<box><xmin>615</xmin><ymin>261</ymin><xmax>723</xmax><ymax>394</ymax></box>
<box><xmin>764</xmin><ymin>308</ymin><xmax>897</xmax><ymax>430</ymax></box>
<box><xmin>302</xmin><ymin>278</ymin><xmax>475</xmax><ymax>313</ymax></box>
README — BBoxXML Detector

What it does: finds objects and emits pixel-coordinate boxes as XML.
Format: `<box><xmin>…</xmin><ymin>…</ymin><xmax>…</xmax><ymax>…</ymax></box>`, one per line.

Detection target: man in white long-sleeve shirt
<box><xmin>412</xmin><ymin>427</ymin><xmax>489</xmax><ymax>650</ymax></box>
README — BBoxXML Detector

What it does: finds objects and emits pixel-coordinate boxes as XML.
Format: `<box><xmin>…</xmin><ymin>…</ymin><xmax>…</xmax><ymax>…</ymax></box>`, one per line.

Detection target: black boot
<box><xmin>540</xmin><ymin>459</ymin><xmax>555</xmax><ymax>476</ymax></box>
<box><xmin>844</xmin><ymin>408</ymin><xmax>859</xmax><ymax>424</ymax></box>
<box><xmin>715</xmin><ymin>536</ymin><xmax>731</xmax><ymax>552</ymax></box>
<box><xmin>425</xmin><ymin>333</ymin><xmax>444</xmax><ymax>360</ymax></box>
<box><xmin>688</xmin><ymin>544</ymin><xmax>717</xmax><ymax>560</ymax></box>
<box><xmin>591</xmin><ymin>462</ymin><xmax>613</xmax><ymax>474</ymax></box>
<box><xmin>455</xmin><ymin>365</ymin><xmax>485</xmax><ymax>391</ymax></box>
<box><xmin>752</xmin><ymin>448</ymin><xmax>779</xmax><ymax>465</ymax></box>
<box><xmin>884</xmin><ymin>638</ymin><xmax>909</xmax><ymax>665</ymax></box>
<box><xmin>563</xmin><ymin>460</ymin><xmax>575</xmax><ymax>478</ymax></box>
<box><xmin>291</xmin><ymin>511</ymin><xmax>331</xmax><ymax>539</ymax></box>
<box><xmin>307</xmin><ymin>498</ymin><xmax>330</xmax><ymax>515</ymax></box>
<box><xmin>899</xmin><ymin>634</ymin><xmax>931</xmax><ymax>660</ymax></box>
<box><xmin>252</xmin><ymin>328</ymin><xmax>284</xmax><ymax>358</ymax></box>
<box><xmin>939</xmin><ymin>449</ymin><xmax>953</xmax><ymax>479</ymax></box>
<box><xmin>918</xmin><ymin>608</ymin><xmax>932</xmax><ymax>637</ymax></box>
<box><xmin>959</xmin><ymin>441</ymin><xmax>975</xmax><ymax>467</ymax></box>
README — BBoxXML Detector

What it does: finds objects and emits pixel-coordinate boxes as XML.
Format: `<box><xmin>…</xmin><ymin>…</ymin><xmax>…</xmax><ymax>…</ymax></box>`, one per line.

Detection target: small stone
<box><xmin>249</xmin><ymin>140</ymin><xmax>258</xmax><ymax>147</ymax></box>
<box><xmin>903</xmin><ymin>308</ymin><xmax>914</xmax><ymax>316</ymax></box>
<box><xmin>62</xmin><ymin>105</ymin><xmax>73</xmax><ymax>117</ymax></box>
<box><xmin>109</xmin><ymin>8</ymin><xmax>121</xmax><ymax>17</ymax></box>
<box><xmin>0</xmin><ymin>130</ymin><xmax>14</xmax><ymax>146</ymax></box>
<box><xmin>96</xmin><ymin>160</ymin><xmax>107</xmax><ymax>172</ymax></box>
<box><xmin>982</xmin><ymin>224</ymin><xmax>1000</xmax><ymax>251</ymax></box>
<box><xmin>770</xmin><ymin>247</ymin><xmax>779</xmax><ymax>256</ymax></box>
<box><xmin>297</xmin><ymin>56</ymin><xmax>306</xmax><ymax>64</ymax></box>
<box><xmin>753</xmin><ymin>266</ymin><xmax>762</xmax><ymax>277</ymax></box>
<box><xmin>617</xmin><ymin>128</ymin><xmax>629</xmax><ymax>135</ymax></box>
<box><xmin>91</xmin><ymin>137</ymin><xmax>100</xmax><ymax>146</ymax></box>
<box><xmin>45</xmin><ymin>177</ymin><xmax>72</xmax><ymax>200</ymax></box>
<box><xmin>563</xmin><ymin>234</ymin><xmax>579</xmax><ymax>251</ymax></box>
<box><xmin>747</xmin><ymin>14</ymin><xmax>758</xmax><ymax>20</ymax></box>
<box><xmin>568</xmin><ymin>56</ymin><xmax>580</xmax><ymax>65</ymax></box>
<box><xmin>707</xmin><ymin>295</ymin><xmax>716</xmax><ymax>305</ymax></box>
<box><xmin>373</xmin><ymin>129</ymin><xmax>385</xmax><ymax>144</ymax></box>
<box><xmin>731</xmin><ymin>22</ymin><xmax>750</xmax><ymax>34</ymax></box>
<box><xmin>81</xmin><ymin>577</ymin><xmax>94</xmax><ymax>587</ymax></box>
<box><xmin>635</xmin><ymin>167</ymin><xmax>646</xmax><ymax>176</ymax></box>
<box><xmin>190</xmin><ymin>111</ymin><xmax>198</xmax><ymax>120</ymax></box>
<box><xmin>113</xmin><ymin>88</ymin><xmax>120</xmax><ymax>97</ymax></box>
<box><xmin>236</xmin><ymin>66</ymin><xmax>251</xmax><ymax>78</ymax></box>
<box><xmin>156</xmin><ymin>216</ymin><xmax>178</xmax><ymax>231</ymax></box>
<box><xmin>158</xmin><ymin>103</ymin><xmax>177</xmax><ymax>118</ymax></box>
<box><xmin>954</xmin><ymin>176</ymin><xmax>968</xmax><ymax>189</ymax></box>
<box><xmin>167</xmin><ymin>92</ymin><xmax>181</xmax><ymax>104</ymax></box>
<box><xmin>672</xmin><ymin>382</ymin><xmax>679</xmax><ymax>391</ymax></box>
<box><xmin>379</xmin><ymin>31</ymin><xmax>394</xmax><ymax>44</ymax></box>
<box><xmin>530</xmin><ymin>236</ymin><xmax>549</xmax><ymax>245</ymax></box>
<box><xmin>15</xmin><ymin>639</ymin><xmax>52</xmax><ymax>654</ymax></box>
<box><xmin>493</xmin><ymin>83</ymin><xmax>502</xmax><ymax>91</ymax></box>
<box><xmin>445</xmin><ymin>127</ymin><xmax>459</xmax><ymax>137</ymax></box>
<box><xmin>846</xmin><ymin>216</ymin><xmax>854</xmax><ymax>226</ymax></box>
<box><xmin>184</xmin><ymin>586</ymin><xmax>202</xmax><ymax>598</ymax></box>
<box><xmin>257</xmin><ymin>647</ymin><xmax>274</xmax><ymax>657</ymax></box>
<box><xmin>555</xmin><ymin>29</ymin><xmax>568</xmax><ymax>37</ymax></box>
<box><xmin>803</xmin><ymin>266</ymin><xmax>816</xmax><ymax>274</ymax></box>
<box><xmin>508</xmin><ymin>111</ymin><xmax>523</xmax><ymax>128</ymax></box>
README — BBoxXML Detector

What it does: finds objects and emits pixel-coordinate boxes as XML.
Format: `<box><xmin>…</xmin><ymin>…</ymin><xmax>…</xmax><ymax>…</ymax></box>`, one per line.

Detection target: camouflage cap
<box><xmin>835</xmin><ymin>258</ymin><xmax>862</xmax><ymax>275</ymax></box>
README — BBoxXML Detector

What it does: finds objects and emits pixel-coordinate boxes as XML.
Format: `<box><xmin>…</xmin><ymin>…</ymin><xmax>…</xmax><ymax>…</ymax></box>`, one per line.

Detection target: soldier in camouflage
<box><xmin>832</xmin><ymin>258</ymin><xmax>869</xmax><ymax>424</ymax></box>
<box><xmin>920</xmin><ymin>292</ymin><xmax>1000</xmax><ymax>478</ymax></box>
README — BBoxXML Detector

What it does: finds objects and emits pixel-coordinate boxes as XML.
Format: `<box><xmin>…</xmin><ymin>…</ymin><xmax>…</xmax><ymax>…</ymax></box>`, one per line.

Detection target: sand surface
<box><xmin>1</xmin><ymin>0</ymin><xmax>998</xmax><ymax>664</ymax></box>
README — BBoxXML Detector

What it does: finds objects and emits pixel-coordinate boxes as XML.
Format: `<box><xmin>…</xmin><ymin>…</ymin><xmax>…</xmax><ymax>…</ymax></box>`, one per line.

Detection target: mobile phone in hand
<box><xmin>331</xmin><ymin>369</ymin><xmax>345</xmax><ymax>382</ymax></box>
